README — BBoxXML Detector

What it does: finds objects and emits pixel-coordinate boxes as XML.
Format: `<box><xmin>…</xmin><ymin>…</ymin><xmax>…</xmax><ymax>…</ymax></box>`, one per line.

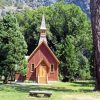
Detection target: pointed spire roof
<box><xmin>40</xmin><ymin>15</ymin><xmax>46</xmax><ymax>30</ymax></box>
<box><xmin>39</xmin><ymin>15</ymin><xmax>47</xmax><ymax>45</ymax></box>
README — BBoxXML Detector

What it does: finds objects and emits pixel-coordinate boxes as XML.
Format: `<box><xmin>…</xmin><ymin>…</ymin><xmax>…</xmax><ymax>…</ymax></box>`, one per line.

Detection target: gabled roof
<box><xmin>35</xmin><ymin>58</ymin><xmax>50</xmax><ymax>68</ymax></box>
<box><xmin>28</xmin><ymin>41</ymin><xmax>60</xmax><ymax>64</ymax></box>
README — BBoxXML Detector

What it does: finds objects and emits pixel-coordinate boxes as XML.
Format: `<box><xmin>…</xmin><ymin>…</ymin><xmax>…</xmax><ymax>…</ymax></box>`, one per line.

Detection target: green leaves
<box><xmin>15</xmin><ymin>2</ymin><xmax>92</xmax><ymax>81</ymax></box>
<box><xmin>17</xmin><ymin>60</ymin><xmax>27</xmax><ymax>76</ymax></box>
<box><xmin>0</xmin><ymin>13</ymin><xmax>27</xmax><ymax>82</ymax></box>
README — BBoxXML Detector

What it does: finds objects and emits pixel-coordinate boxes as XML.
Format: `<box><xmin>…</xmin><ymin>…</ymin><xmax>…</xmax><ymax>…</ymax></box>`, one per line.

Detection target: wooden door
<box><xmin>38</xmin><ymin>62</ymin><xmax>47</xmax><ymax>83</ymax></box>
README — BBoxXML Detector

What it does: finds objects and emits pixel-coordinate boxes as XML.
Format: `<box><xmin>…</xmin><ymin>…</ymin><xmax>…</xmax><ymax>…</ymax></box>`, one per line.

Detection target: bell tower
<box><xmin>38</xmin><ymin>15</ymin><xmax>47</xmax><ymax>45</ymax></box>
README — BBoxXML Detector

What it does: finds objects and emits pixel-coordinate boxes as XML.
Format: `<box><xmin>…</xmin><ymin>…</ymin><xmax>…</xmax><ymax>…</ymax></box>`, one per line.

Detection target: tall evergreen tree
<box><xmin>0</xmin><ymin>13</ymin><xmax>27</xmax><ymax>83</ymax></box>
<box><xmin>90</xmin><ymin>0</ymin><xmax>100</xmax><ymax>90</ymax></box>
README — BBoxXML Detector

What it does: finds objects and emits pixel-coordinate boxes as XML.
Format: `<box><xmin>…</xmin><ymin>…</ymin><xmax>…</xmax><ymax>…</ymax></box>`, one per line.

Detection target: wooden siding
<box><xmin>26</xmin><ymin>43</ymin><xmax>59</xmax><ymax>82</ymax></box>
<box><xmin>15</xmin><ymin>43</ymin><xmax>59</xmax><ymax>83</ymax></box>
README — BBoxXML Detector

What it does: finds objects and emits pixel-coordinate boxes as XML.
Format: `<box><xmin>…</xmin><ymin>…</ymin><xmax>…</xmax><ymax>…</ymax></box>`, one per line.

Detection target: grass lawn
<box><xmin>0</xmin><ymin>80</ymin><xmax>100</xmax><ymax>100</ymax></box>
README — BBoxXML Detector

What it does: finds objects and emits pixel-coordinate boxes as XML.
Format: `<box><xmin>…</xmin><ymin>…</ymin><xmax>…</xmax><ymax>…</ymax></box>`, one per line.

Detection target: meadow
<box><xmin>0</xmin><ymin>80</ymin><xmax>100</xmax><ymax>100</ymax></box>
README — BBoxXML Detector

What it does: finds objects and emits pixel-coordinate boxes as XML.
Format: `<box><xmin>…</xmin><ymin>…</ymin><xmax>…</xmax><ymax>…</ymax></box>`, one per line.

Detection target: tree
<box><xmin>0</xmin><ymin>13</ymin><xmax>27</xmax><ymax>84</ymax></box>
<box><xmin>16</xmin><ymin>3</ymin><xmax>92</xmax><ymax>81</ymax></box>
<box><xmin>90</xmin><ymin>0</ymin><xmax>100</xmax><ymax>90</ymax></box>
<box><xmin>57</xmin><ymin>36</ymin><xmax>79</xmax><ymax>81</ymax></box>
<box><xmin>49</xmin><ymin>3</ymin><xmax>92</xmax><ymax>81</ymax></box>
<box><xmin>16</xmin><ymin>60</ymin><xmax>27</xmax><ymax>76</ymax></box>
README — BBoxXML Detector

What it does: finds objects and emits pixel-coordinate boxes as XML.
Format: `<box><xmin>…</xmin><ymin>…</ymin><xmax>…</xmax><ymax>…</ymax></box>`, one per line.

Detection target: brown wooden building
<box><xmin>16</xmin><ymin>15</ymin><xmax>60</xmax><ymax>84</ymax></box>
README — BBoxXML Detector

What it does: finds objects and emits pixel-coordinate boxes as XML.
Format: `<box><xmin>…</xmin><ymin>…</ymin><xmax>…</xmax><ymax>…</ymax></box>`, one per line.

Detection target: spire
<box><xmin>38</xmin><ymin>15</ymin><xmax>47</xmax><ymax>45</ymax></box>
<box><xmin>40</xmin><ymin>15</ymin><xmax>46</xmax><ymax>30</ymax></box>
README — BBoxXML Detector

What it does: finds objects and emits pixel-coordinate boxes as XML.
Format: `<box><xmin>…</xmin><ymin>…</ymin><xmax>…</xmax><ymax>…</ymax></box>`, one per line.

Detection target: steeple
<box><xmin>40</xmin><ymin>15</ymin><xmax>46</xmax><ymax>30</ymax></box>
<box><xmin>39</xmin><ymin>15</ymin><xmax>47</xmax><ymax>45</ymax></box>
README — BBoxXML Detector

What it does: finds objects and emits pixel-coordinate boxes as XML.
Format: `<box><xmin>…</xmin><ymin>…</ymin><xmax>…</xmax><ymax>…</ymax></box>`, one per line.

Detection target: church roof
<box><xmin>35</xmin><ymin>58</ymin><xmax>50</xmax><ymax>68</ymax></box>
<box><xmin>28</xmin><ymin>41</ymin><xmax>60</xmax><ymax>64</ymax></box>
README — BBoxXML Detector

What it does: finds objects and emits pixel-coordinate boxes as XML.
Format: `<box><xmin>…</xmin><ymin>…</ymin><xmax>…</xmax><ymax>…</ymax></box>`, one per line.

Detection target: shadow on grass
<box><xmin>0</xmin><ymin>81</ymin><xmax>95</xmax><ymax>93</ymax></box>
<box><xmin>72</xmin><ymin>81</ymin><xmax>95</xmax><ymax>87</ymax></box>
<box><xmin>2</xmin><ymin>84</ymin><xmax>93</xmax><ymax>93</ymax></box>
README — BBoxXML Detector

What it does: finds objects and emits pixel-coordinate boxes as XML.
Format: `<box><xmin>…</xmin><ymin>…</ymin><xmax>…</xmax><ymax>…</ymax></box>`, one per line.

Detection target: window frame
<box><xmin>50</xmin><ymin>64</ymin><xmax>54</xmax><ymax>73</ymax></box>
<box><xmin>31</xmin><ymin>64</ymin><xmax>34</xmax><ymax>72</ymax></box>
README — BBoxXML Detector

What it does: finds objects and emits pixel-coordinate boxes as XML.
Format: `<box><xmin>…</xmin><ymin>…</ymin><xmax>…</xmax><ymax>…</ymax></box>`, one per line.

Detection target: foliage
<box><xmin>15</xmin><ymin>2</ymin><xmax>92</xmax><ymax>81</ymax></box>
<box><xmin>16</xmin><ymin>60</ymin><xmax>27</xmax><ymax>76</ymax></box>
<box><xmin>57</xmin><ymin>36</ymin><xmax>79</xmax><ymax>81</ymax></box>
<box><xmin>0</xmin><ymin>13</ymin><xmax>27</xmax><ymax>83</ymax></box>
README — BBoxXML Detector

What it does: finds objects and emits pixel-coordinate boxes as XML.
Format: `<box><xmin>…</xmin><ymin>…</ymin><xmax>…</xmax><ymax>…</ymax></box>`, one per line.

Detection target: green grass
<box><xmin>0</xmin><ymin>80</ymin><xmax>100</xmax><ymax>100</ymax></box>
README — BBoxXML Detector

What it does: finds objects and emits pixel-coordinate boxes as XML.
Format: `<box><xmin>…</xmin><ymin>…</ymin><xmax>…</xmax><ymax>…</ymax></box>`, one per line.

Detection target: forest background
<box><xmin>0</xmin><ymin>1</ymin><xmax>93</xmax><ymax>82</ymax></box>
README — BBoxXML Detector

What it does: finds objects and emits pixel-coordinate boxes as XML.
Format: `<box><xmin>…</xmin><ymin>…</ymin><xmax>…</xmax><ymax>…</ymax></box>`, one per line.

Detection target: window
<box><xmin>51</xmin><ymin>64</ymin><xmax>54</xmax><ymax>72</ymax></box>
<box><xmin>31</xmin><ymin>64</ymin><xmax>34</xmax><ymax>72</ymax></box>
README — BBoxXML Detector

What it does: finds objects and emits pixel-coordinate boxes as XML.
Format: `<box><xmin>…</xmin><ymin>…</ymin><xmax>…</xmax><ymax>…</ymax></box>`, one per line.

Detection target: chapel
<box><xmin>16</xmin><ymin>15</ymin><xmax>60</xmax><ymax>83</ymax></box>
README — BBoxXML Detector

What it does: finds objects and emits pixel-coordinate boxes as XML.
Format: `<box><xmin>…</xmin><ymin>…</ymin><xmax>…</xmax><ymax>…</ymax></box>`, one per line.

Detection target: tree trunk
<box><xmin>90</xmin><ymin>0</ymin><xmax>100</xmax><ymax>90</ymax></box>
<box><xmin>3</xmin><ymin>75</ymin><xmax>8</xmax><ymax>84</ymax></box>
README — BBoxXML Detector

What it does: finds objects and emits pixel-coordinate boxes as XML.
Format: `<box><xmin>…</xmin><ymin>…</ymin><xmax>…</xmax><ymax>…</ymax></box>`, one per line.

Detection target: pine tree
<box><xmin>0</xmin><ymin>13</ymin><xmax>27</xmax><ymax>83</ymax></box>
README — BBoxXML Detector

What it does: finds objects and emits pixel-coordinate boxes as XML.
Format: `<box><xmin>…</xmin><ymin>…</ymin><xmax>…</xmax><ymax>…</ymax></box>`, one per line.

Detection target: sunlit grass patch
<box><xmin>0</xmin><ymin>80</ymin><xmax>100</xmax><ymax>100</ymax></box>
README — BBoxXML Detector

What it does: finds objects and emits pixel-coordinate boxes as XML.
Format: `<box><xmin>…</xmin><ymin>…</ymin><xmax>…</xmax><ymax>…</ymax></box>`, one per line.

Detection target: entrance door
<box><xmin>38</xmin><ymin>62</ymin><xmax>47</xmax><ymax>84</ymax></box>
